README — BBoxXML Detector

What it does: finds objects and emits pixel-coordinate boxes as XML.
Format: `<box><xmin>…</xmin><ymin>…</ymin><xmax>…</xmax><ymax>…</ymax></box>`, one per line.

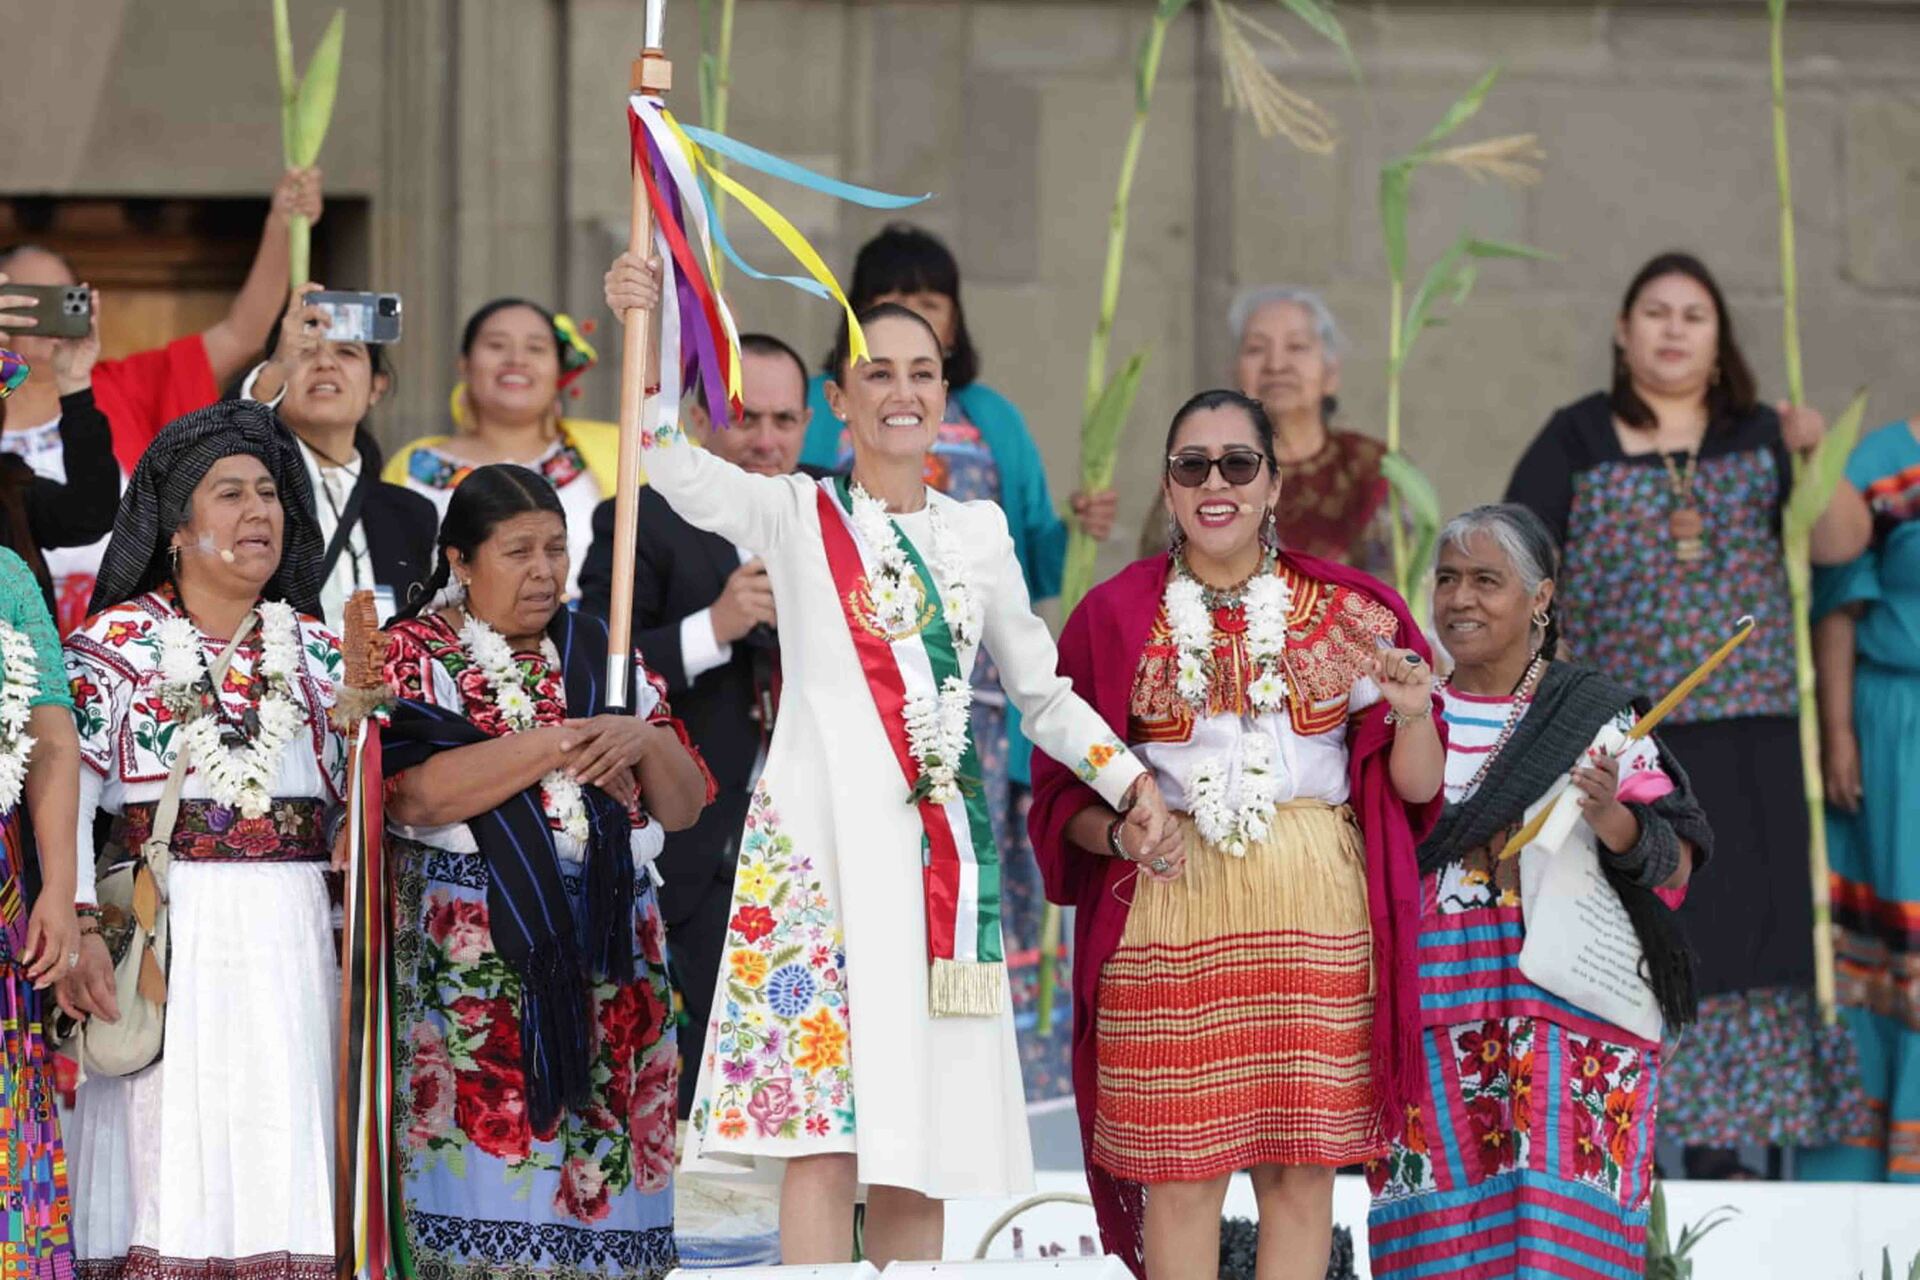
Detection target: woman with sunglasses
<box><xmin>1030</xmin><ymin>389</ymin><xmax>1445</xmax><ymax>1280</ymax></box>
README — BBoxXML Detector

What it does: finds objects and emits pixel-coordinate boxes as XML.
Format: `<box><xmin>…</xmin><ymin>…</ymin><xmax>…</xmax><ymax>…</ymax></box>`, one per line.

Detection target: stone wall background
<box><xmin>8</xmin><ymin>0</ymin><xmax>1918</xmax><ymax>585</ymax></box>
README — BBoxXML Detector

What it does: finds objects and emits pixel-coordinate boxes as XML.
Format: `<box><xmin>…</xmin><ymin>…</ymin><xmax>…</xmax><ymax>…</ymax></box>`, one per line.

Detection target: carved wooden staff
<box><xmin>332</xmin><ymin>589</ymin><xmax>395</xmax><ymax>1280</ymax></box>
<box><xmin>606</xmin><ymin>0</ymin><xmax>674</xmax><ymax>706</ymax></box>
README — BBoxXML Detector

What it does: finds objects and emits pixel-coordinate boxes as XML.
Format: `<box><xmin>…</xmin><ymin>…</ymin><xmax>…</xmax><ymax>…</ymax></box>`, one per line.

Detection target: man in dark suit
<box><xmin>580</xmin><ymin>332</ymin><xmax>818</xmax><ymax>1116</ymax></box>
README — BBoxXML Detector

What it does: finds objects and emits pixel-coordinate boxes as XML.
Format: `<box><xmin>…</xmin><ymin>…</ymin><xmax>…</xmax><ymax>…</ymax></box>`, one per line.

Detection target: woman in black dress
<box><xmin>1504</xmin><ymin>251</ymin><xmax>1872</xmax><ymax>1178</ymax></box>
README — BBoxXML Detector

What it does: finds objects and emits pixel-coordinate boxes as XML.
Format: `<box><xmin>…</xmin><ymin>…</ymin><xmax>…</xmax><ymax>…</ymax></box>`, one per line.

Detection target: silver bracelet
<box><xmin>1384</xmin><ymin>703</ymin><xmax>1433</xmax><ymax>727</ymax></box>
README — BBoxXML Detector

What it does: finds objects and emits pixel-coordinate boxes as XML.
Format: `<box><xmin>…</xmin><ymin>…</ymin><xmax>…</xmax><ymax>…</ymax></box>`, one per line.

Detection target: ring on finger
<box><xmin>1150</xmin><ymin>857</ymin><xmax>1172</xmax><ymax>874</ymax></box>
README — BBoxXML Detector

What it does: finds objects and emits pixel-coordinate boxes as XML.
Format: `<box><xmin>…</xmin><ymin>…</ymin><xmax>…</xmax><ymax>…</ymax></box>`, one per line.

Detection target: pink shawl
<box><xmin>1026</xmin><ymin>552</ymin><xmax>1443</xmax><ymax>1276</ymax></box>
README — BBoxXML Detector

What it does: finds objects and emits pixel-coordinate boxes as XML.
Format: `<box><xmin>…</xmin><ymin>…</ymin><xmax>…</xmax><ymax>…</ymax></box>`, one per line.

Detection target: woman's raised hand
<box><xmin>1371</xmin><ymin>646</ymin><xmax>1435</xmax><ymax>719</ymax></box>
<box><xmin>603</xmin><ymin>253</ymin><xmax>664</xmax><ymax>320</ymax></box>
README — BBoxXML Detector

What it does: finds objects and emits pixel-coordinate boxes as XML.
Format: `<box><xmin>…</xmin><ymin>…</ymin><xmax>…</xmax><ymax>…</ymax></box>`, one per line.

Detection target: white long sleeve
<box><xmin>973</xmin><ymin>502</ymin><xmax>1144</xmax><ymax>811</ymax></box>
<box><xmin>73</xmin><ymin>767</ymin><xmax>101</xmax><ymax>906</ymax></box>
<box><xmin>643</xmin><ymin>432</ymin><xmax>809</xmax><ymax>553</ymax></box>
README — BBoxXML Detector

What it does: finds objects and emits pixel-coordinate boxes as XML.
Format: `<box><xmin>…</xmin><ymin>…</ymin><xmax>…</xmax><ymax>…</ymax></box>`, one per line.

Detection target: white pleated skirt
<box><xmin>70</xmin><ymin>862</ymin><xmax>338</xmax><ymax>1279</ymax></box>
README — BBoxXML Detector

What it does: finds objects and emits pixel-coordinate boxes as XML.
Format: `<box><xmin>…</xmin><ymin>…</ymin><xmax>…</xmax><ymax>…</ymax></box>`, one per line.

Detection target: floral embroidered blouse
<box><xmin>64</xmin><ymin>588</ymin><xmax>346</xmax><ymax>901</ymax></box>
<box><xmin>382</xmin><ymin>613</ymin><xmax>713</xmax><ymax>870</ymax></box>
<box><xmin>1128</xmin><ymin>561</ymin><xmax>1396</xmax><ymax>809</ymax></box>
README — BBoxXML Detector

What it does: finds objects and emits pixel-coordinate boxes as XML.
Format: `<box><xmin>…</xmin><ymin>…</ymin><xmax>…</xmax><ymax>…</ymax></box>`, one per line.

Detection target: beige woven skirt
<box><xmin>1092</xmin><ymin>800</ymin><xmax>1379</xmax><ymax>1183</ymax></box>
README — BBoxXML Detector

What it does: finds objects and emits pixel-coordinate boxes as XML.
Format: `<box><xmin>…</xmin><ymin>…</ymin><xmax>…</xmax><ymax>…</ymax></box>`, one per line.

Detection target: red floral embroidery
<box><xmin>1466</xmin><ymin>1095</ymin><xmax>1511</xmax><ymax>1178</ymax></box>
<box><xmin>554</xmin><ymin>1155</ymin><xmax>612</xmax><ymax>1224</ymax></box>
<box><xmin>1458</xmin><ymin>1021</ymin><xmax>1508</xmax><ymax>1085</ymax></box>
<box><xmin>1571</xmin><ymin>1106</ymin><xmax>1607</xmax><ymax>1180</ymax></box>
<box><xmin>731</xmin><ymin>904</ymin><xmax>776</xmax><ymax>943</ymax></box>
<box><xmin>1570</xmin><ymin>1037</ymin><xmax>1621</xmax><ymax>1088</ymax></box>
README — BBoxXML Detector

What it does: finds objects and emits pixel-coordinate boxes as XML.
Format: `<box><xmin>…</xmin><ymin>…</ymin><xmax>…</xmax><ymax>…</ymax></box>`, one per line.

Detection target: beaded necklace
<box><xmin>1438</xmin><ymin>652</ymin><xmax>1546</xmax><ymax>797</ymax></box>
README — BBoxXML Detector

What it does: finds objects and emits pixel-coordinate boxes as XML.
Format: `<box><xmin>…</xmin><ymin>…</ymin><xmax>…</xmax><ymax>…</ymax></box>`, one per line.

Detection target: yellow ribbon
<box><xmin>660</xmin><ymin>107</ymin><xmax>871</xmax><ymax>367</ymax></box>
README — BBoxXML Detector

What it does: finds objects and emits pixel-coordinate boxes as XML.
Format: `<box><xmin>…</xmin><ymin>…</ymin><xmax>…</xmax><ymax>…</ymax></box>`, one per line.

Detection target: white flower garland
<box><xmin>155</xmin><ymin>601</ymin><xmax>304</xmax><ymax>820</ymax></box>
<box><xmin>1163</xmin><ymin>563</ymin><xmax>1295</xmax><ymax>855</ymax></box>
<box><xmin>848</xmin><ymin>483</ymin><xmax>985</xmax><ymax>804</ymax></box>
<box><xmin>457</xmin><ymin>614</ymin><xmax>589</xmax><ymax>842</ymax></box>
<box><xmin>903</xmin><ymin>674</ymin><xmax>974</xmax><ymax>806</ymax></box>
<box><xmin>0</xmin><ymin>622</ymin><xmax>41</xmax><ymax>814</ymax></box>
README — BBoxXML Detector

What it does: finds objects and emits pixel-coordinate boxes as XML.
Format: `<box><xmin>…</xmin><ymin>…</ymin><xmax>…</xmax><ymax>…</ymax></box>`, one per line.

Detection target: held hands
<box><xmin>1070</xmin><ymin>489</ymin><xmax>1119</xmax><ymax>542</ymax></box>
<box><xmin>1778</xmin><ymin>401</ymin><xmax>1827</xmax><ymax>453</ymax></box>
<box><xmin>1118</xmin><ymin>773</ymin><xmax>1186</xmax><ymax>881</ymax></box>
<box><xmin>604</xmin><ymin>253</ymin><xmax>664</xmax><ymax>320</ymax></box>
<box><xmin>710</xmin><ymin>559</ymin><xmax>776</xmax><ymax>644</ymax></box>
<box><xmin>55</xmin><ymin>932</ymin><xmax>119</xmax><ymax>1025</ymax></box>
<box><xmin>1370</xmin><ymin>647</ymin><xmax>1434</xmax><ymax>721</ymax></box>
<box><xmin>1569</xmin><ymin>748</ymin><xmax>1640</xmax><ymax>854</ymax></box>
<box><xmin>559</xmin><ymin>715</ymin><xmax>654</xmax><ymax>792</ymax></box>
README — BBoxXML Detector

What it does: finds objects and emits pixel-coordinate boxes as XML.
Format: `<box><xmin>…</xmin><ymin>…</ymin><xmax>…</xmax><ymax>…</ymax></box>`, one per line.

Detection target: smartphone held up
<box><xmin>305</xmin><ymin>291</ymin><xmax>402</xmax><ymax>345</ymax></box>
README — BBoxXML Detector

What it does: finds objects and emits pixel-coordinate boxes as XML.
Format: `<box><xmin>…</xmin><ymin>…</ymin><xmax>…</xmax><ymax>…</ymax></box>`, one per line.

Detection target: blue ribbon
<box><xmin>677</xmin><ymin>123</ymin><xmax>931</xmax><ymax>210</ymax></box>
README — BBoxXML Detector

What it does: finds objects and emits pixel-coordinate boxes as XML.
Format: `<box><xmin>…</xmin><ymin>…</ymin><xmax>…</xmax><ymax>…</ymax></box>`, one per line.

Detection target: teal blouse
<box><xmin>1813</xmin><ymin>420</ymin><xmax>1920</xmax><ymax>675</ymax></box>
<box><xmin>0</xmin><ymin>549</ymin><xmax>72</xmax><ymax>709</ymax></box>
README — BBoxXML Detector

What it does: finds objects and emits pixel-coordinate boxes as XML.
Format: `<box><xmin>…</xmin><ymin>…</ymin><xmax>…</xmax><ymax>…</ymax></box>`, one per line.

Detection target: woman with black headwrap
<box><xmin>1364</xmin><ymin>505</ymin><xmax>1710</xmax><ymax>1280</ymax></box>
<box><xmin>53</xmin><ymin>400</ymin><xmax>346</xmax><ymax>1280</ymax></box>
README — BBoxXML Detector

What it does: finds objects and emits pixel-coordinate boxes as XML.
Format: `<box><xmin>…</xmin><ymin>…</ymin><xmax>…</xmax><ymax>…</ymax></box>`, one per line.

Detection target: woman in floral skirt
<box><xmin>381</xmin><ymin>464</ymin><xmax>713</xmax><ymax>1280</ymax></box>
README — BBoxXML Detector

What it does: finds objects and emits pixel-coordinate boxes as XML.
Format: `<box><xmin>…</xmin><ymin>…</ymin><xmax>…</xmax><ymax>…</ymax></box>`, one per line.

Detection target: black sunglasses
<box><xmin>1166</xmin><ymin>449</ymin><xmax>1267</xmax><ymax>488</ymax></box>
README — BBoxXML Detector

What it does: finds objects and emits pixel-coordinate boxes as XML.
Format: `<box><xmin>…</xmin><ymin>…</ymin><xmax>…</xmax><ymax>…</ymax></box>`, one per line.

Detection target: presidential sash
<box><xmin>814</xmin><ymin>476</ymin><xmax>1003</xmax><ymax>1016</ymax></box>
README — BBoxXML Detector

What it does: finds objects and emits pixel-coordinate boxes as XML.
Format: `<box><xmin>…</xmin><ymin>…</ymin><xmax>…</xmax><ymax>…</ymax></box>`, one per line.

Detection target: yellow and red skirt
<box><xmin>1092</xmin><ymin>799</ymin><xmax>1379</xmax><ymax>1183</ymax></box>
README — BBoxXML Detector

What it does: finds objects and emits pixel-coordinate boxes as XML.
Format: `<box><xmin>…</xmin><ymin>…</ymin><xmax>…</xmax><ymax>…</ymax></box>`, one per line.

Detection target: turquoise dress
<box><xmin>1802</xmin><ymin>419</ymin><xmax>1920</xmax><ymax>1182</ymax></box>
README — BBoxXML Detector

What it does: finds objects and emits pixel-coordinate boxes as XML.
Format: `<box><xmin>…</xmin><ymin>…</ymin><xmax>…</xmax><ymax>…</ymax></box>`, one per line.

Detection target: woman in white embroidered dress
<box><xmin>604</xmin><ymin>258</ymin><xmax>1179</xmax><ymax>1267</ymax></box>
<box><xmin>55</xmin><ymin>402</ymin><xmax>344</xmax><ymax>1280</ymax></box>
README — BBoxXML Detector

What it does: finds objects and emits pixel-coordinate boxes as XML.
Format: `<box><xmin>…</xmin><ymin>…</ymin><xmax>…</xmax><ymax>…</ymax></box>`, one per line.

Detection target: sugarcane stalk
<box><xmin>1769</xmin><ymin>0</ymin><xmax>1835</xmax><ymax>1025</ymax></box>
<box><xmin>1385</xmin><ymin>276</ymin><xmax>1410</xmax><ymax>601</ymax></box>
<box><xmin>272</xmin><ymin>0</ymin><xmax>344</xmax><ymax>292</ymax></box>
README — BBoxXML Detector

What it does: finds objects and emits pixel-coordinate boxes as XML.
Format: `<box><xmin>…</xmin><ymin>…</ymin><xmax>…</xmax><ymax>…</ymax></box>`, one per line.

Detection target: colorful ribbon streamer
<box><xmin>626</xmin><ymin>93</ymin><xmax>930</xmax><ymax>429</ymax></box>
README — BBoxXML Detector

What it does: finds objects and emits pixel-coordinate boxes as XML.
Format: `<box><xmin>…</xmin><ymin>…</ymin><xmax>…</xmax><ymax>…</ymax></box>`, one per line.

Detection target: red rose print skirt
<box><xmin>390</xmin><ymin>837</ymin><xmax>678</xmax><ymax>1280</ymax></box>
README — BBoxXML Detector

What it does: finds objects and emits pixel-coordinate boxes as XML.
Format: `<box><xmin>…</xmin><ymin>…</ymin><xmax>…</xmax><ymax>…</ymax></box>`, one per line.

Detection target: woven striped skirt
<box><xmin>1091</xmin><ymin>800</ymin><xmax>1379</xmax><ymax>1183</ymax></box>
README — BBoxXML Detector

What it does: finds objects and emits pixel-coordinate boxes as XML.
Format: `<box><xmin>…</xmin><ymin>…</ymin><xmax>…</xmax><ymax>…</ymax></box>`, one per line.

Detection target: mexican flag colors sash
<box><xmin>814</xmin><ymin>476</ymin><xmax>1004</xmax><ymax>1016</ymax></box>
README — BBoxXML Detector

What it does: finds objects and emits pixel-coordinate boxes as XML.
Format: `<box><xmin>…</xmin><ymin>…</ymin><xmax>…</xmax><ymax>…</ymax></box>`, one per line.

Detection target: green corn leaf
<box><xmin>1783</xmin><ymin>388</ymin><xmax>1869</xmax><ymax>539</ymax></box>
<box><xmin>1082</xmin><ymin>349</ymin><xmax>1150</xmax><ymax>486</ymax></box>
<box><xmin>1380</xmin><ymin>450</ymin><xmax>1441</xmax><ymax>610</ymax></box>
<box><xmin>1062</xmin><ymin>350</ymin><xmax>1150</xmax><ymax>612</ymax></box>
<box><xmin>273</xmin><ymin>0</ymin><xmax>299</xmax><ymax>166</ymax></box>
<box><xmin>1157</xmin><ymin>0</ymin><xmax>1193</xmax><ymax>19</ymax></box>
<box><xmin>1883</xmin><ymin>1247</ymin><xmax>1895</xmax><ymax>1280</ymax></box>
<box><xmin>1380</xmin><ymin>163</ymin><xmax>1413</xmax><ymax>284</ymax></box>
<box><xmin>1411</xmin><ymin>64</ymin><xmax>1502</xmax><ymax>159</ymax></box>
<box><xmin>1906</xmin><ymin>1247</ymin><xmax>1920</xmax><ymax>1280</ymax></box>
<box><xmin>1647</xmin><ymin>1183</ymin><xmax>1671</xmax><ymax>1259</ymax></box>
<box><xmin>1464</xmin><ymin>236</ymin><xmax>1554</xmax><ymax>262</ymax></box>
<box><xmin>1273</xmin><ymin>0</ymin><xmax>1362</xmax><ymax>86</ymax></box>
<box><xmin>290</xmin><ymin>9</ymin><xmax>346</xmax><ymax>167</ymax></box>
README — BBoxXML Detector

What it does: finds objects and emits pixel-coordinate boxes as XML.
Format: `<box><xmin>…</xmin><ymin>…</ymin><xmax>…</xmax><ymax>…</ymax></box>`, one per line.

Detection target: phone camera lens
<box><xmin>379</xmin><ymin>297</ymin><xmax>400</xmax><ymax>317</ymax></box>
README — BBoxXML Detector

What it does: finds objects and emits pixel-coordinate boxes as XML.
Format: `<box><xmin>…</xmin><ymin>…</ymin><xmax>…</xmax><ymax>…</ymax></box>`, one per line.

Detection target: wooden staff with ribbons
<box><xmin>605</xmin><ymin>0</ymin><xmax>673</xmax><ymax>708</ymax></box>
<box><xmin>333</xmin><ymin>589</ymin><xmax>397</xmax><ymax>1280</ymax></box>
<box><xmin>1497</xmin><ymin>615</ymin><xmax>1757</xmax><ymax>862</ymax></box>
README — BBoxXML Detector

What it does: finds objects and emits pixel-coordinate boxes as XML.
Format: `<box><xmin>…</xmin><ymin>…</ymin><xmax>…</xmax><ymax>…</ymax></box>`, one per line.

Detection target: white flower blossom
<box><xmin>459</xmin><ymin>614</ymin><xmax>587</xmax><ymax>837</ymax></box>
<box><xmin>155</xmin><ymin>605</ymin><xmax>305</xmax><ymax>818</ymax></box>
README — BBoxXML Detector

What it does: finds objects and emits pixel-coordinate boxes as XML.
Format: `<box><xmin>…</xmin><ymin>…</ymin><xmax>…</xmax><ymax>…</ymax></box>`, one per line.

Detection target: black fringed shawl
<box><xmin>1420</xmin><ymin>662</ymin><xmax>1714</xmax><ymax>1030</ymax></box>
<box><xmin>381</xmin><ymin>608</ymin><xmax>636</xmax><ymax>1130</ymax></box>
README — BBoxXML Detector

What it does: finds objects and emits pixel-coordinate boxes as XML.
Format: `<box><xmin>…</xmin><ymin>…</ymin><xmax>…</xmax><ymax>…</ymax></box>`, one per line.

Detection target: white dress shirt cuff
<box><xmin>239</xmin><ymin>361</ymin><xmax>287</xmax><ymax>409</ymax></box>
<box><xmin>680</xmin><ymin>608</ymin><xmax>733</xmax><ymax>681</ymax></box>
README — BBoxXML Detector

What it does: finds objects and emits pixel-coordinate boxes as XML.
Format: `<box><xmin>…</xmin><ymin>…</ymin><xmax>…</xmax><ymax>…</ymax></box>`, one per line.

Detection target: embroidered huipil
<box><xmin>63</xmin><ymin>589</ymin><xmax>345</xmax><ymax>1280</ymax></box>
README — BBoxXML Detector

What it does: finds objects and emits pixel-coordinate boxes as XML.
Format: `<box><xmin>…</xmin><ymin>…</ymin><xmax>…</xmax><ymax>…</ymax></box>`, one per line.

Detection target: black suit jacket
<box><xmin>579</xmin><ymin>467</ymin><xmax>827</xmax><ymax>908</ymax></box>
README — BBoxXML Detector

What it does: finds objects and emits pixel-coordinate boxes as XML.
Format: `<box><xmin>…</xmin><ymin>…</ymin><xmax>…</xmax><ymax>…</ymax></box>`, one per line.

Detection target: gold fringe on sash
<box><xmin>930</xmin><ymin>956</ymin><xmax>1005</xmax><ymax>1017</ymax></box>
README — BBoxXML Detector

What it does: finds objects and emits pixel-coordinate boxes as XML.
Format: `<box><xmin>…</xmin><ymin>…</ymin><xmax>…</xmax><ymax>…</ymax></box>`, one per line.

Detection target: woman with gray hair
<box><xmin>1138</xmin><ymin>287</ymin><xmax>1395</xmax><ymax>573</ymax></box>
<box><xmin>1365</xmin><ymin>503</ymin><xmax>1709</xmax><ymax>1279</ymax></box>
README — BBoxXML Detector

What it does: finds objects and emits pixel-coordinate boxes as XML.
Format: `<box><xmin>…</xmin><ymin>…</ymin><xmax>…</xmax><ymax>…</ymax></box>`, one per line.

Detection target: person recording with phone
<box><xmin>0</xmin><ymin>166</ymin><xmax>326</xmax><ymax>630</ymax></box>
<box><xmin>0</xmin><ymin>280</ymin><xmax>120</xmax><ymax>616</ymax></box>
<box><xmin>577</xmin><ymin>331</ymin><xmax>826</xmax><ymax>1118</ymax></box>
<box><xmin>239</xmin><ymin>285</ymin><xmax>437</xmax><ymax>627</ymax></box>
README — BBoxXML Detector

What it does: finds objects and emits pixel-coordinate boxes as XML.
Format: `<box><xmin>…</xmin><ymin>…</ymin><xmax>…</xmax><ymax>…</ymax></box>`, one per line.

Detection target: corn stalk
<box><xmin>1644</xmin><ymin>1183</ymin><xmax>1738</xmax><ymax>1280</ymax></box>
<box><xmin>696</xmin><ymin>0</ymin><xmax>737</xmax><ymax>287</ymax></box>
<box><xmin>1041</xmin><ymin>0</ymin><xmax>1355</xmax><ymax>1033</ymax></box>
<box><xmin>272</xmin><ymin>0</ymin><xmax>345</xmax><ymax>291</ymax></box>
<box><xmin>1770</xmin><ymin>0</ymin><xmax>1870</xmax><ymax>1026</ymax></box>
<box><xmin>1378</xmin><ymin>67</ymin><xmax>1545</xmax><ymax>620</ymax></box>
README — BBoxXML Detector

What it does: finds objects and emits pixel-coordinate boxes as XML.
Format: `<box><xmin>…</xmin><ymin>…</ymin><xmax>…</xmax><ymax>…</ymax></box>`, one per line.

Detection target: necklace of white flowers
<box><xmin>848</xmin><ymin>481</ymin><xmax>983</xmax><ymax>807</ymax></box>
<box><xmin>1164</xmin><ymin>550</ymin><xmax>1293</xmax><ymax>857</ymax></box>
<box><xmin>155</xmin><ymin>600</ymin><xmax>305</xmax><ymax>820</ymax></box>
<box><xmin>0</xmin><ymin>622</ymin><xmax>42</xmax><ymax>814</ymax></box>
<box><xmin>455</xmin><ymin>611</ymin><xmax>589</xmax><ymax>842</ymax></box>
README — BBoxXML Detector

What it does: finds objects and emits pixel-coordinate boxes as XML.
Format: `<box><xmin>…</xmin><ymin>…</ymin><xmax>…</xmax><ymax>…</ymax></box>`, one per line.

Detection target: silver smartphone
<box><xmin>305</xmin><ymin>291</ymin><xmax>403</xmax><ymax>344</ymax></box>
